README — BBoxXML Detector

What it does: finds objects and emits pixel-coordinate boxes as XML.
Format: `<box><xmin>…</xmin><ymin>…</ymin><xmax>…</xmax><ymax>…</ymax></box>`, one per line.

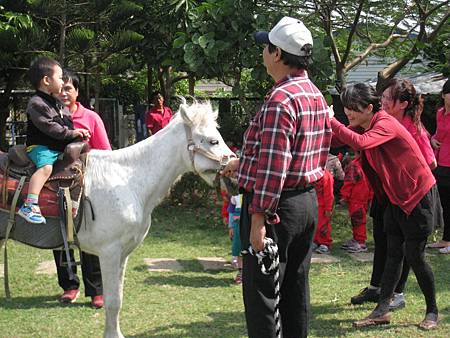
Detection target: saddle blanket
<box><xmin>0</xmin><ymin>172</ymin><xmax>79</xmax><ymax>218</ymax></box>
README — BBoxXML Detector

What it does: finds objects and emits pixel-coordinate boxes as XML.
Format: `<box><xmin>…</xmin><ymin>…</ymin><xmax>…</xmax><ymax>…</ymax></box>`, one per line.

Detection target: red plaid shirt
<box><xmin>238</xmin><ymin>70</ymin><xmax>331</xmax><ymax>220</ymax></box>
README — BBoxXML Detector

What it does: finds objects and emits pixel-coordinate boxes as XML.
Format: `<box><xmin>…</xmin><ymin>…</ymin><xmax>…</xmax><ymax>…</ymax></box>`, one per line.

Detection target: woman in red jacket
<box><xmin>331</xmin><ymin>83</ymin><xmax>441</xmax><ymax>330</ymax></box>
<box><xmin>429</xmin><ymin>79</ymin><xmax>450</xmax><ymax>253</ymax></box>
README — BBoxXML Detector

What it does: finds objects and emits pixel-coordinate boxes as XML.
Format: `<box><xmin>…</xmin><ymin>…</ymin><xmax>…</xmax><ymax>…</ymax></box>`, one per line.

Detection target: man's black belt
<box><xmin>239</xmin><ymin>185</ymin><xmax>314</xmax><ymax>194</ymax></box>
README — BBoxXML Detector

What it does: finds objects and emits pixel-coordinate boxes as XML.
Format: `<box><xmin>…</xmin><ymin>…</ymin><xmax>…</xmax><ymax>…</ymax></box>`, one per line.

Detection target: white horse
<box><xmin>75</xmin><ymin>100</ymin><xmax>233</xmax><ymax>338</ymax></box>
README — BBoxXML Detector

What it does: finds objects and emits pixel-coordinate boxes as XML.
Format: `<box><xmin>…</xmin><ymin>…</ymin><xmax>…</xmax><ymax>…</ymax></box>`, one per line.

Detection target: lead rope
<box><xmin>244</xmin><ymin>238</ymin><xmax>281</xmax><ymax>338</ymax></box>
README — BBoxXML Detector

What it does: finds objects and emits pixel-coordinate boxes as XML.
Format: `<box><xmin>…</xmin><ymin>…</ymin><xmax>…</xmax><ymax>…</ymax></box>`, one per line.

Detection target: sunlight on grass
<box><xmin>0</xmin><ymin>205</ymin><xmax>448</xmax><ymax>337</ymax></box>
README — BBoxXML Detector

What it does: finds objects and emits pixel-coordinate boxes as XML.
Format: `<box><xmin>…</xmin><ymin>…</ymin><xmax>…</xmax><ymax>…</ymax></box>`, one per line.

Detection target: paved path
<box><xmin>35</xmin><ymin>260</ymin><xmax>57</xmax><ymax>275</ymax></box>
<box><xmin>3</xmin><ymin>251</ymin><xmax>378</xmax><ymax>278</ymax></box>
<box><xmin>144</xmin><ymin>258</ymin><xmax>184</xmax><ymax>272</ymax></box>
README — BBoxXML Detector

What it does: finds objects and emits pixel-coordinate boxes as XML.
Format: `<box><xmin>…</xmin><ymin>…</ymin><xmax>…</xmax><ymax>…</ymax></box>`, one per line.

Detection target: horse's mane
<box><xmin>174</xmin><ymin>98</ymin><xmax>218</xmax><ymax>130</ymax></box>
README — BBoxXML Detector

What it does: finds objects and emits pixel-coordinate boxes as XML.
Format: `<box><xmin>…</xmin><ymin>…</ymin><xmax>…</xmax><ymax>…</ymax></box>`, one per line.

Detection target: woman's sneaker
<box><xmin>389</xmin><ymin>293</ymin><xmax>406</xmax><ymax>311</ymax></box>
<box><xmin>18</xmin><ymin>203</ymin><xmax>46</xmax><ymax>224</ymax></box>
<box><xmin>351</xmin><ymin>287</ymin><xmax>380</xmax><ymax>305</ymax></box>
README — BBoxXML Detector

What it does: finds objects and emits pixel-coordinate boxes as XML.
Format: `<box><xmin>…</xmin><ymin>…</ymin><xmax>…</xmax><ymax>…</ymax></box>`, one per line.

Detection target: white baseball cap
<box><xmin>255</xmin><ymin>17</ymin><xmax>313</xmax><ymax>56</ymax></box>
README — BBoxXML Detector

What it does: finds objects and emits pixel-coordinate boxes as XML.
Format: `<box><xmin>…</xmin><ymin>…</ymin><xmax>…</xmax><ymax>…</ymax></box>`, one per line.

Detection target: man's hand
<box><xmin>328</xmin><ymin>105</ymin><xmax>335</xmax><ymax>120</ymax></box>
<box><xmin>220</xmin><ymin>158</ymin><xmax>239</xmax><ymax>178</ymax></box>
<box><xmin>250</xmin><ymin>213</ymin><xmax>266</xmax><ymax>251</ymax></box>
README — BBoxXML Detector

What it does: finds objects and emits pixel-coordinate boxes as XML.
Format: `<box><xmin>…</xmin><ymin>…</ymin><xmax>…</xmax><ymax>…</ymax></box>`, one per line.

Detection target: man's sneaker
<box><xmin>389</xmin><ymin>293</ymin><xmax>406</xmax><ymax>311</ymax></box>
<box><xmin>59</xmin><ymin>289</ymin><xmax>80</xmax><ymax>303</ymax></box>
<box><xmin>346</xmin><ymin>241</ymin><xmax>368</xmax><ymax>253</ymax></box>
<box><xmin>315</xmin><ymin>244</ymin><xmax>330</xmax><ymax>254</ymax></box>
<box><xmin>351</xmin><ymin>287</ymin><xmax>380</xmax><ymax>305</ymax></box>
<box><xmin>91</xmin><ymin>295</ymin><xmax>104</xmax><ymax>309</ymax></box>
<box><xmin>18</xmin><ymin>203</ymin><xmax>46</xmax><ymax>224</ymax></box>
<box><xmin>341</xmin><ymin>239</ymin><xmax>358</xmax><ymax>250</ymax></box>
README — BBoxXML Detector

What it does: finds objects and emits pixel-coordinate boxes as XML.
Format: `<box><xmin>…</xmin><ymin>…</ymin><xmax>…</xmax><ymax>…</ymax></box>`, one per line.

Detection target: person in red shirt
<box><xmin>330</xmin><ymin>83</ymin><xmax>440</xmax><ymax>330</ymax></box>
<box><xmin>313</xmin><ymin>169</ymin><xmax>334</xmax><ymax>253</ymax></box>
<box><xmin>340</xmin><ymin>152</ymin><xmax>373</xmax><ymax>253</ymax></box>
<box><xmin>145</xmin><ymin>92</ymin><xmax>173</xmax><ymax>136</ymax></box>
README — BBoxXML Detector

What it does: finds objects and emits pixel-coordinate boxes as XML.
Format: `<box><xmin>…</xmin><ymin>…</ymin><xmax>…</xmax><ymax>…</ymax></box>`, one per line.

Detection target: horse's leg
<box><xmin>100</xmin><ymin>250</ymin><xmax>129</xmax><ymax>338</ymax></box>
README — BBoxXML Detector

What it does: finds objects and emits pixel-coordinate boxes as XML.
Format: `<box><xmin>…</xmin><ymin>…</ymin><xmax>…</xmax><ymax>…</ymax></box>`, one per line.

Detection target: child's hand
<box><xmin>228</xmin><ymin>228</ymin><xmax>234</xmax><ymax>240</ymax></box>
<box><xmin>74</xmin><ymin>128</ymin><xmax>91</xmax><ymax>140</ymax></box>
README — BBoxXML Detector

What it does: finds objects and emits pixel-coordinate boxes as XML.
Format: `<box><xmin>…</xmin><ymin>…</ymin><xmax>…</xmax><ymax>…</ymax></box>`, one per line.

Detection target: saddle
<box><xmin>0</xmin><ymin>143</ymin><xmax>89</xmax><ymax>298</ymax></box>
<box><xmin>0</xmin><ymin>142</ymin><xmax>89</xmax><ymax>217</ymax></box>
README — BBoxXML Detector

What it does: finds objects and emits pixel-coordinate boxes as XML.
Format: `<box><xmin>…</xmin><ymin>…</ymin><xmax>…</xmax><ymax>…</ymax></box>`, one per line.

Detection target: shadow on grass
<box><xmin>0</xmin><ymin>295</ymin><xmax>91</xmax><ymax>309</ymax></box>
<box><xmin>129</xmin><ymin>311</ymin><xmax>247</xmax><ymax>338</ymax></box>
<box><xmin>143</xmin><ymin>272</ymin><xmax>234</xmax><ymax>288</ymax></box>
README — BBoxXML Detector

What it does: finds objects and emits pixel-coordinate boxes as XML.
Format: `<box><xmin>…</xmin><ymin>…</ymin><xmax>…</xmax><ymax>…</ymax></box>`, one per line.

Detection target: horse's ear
<box><xmin>179</xmin><ymin>104</ymin><xmax>193</xmax><ymax>126</ymax></box>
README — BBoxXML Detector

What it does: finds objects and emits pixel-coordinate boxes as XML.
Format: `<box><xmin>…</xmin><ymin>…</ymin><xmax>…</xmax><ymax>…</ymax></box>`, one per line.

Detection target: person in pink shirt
<box><xmin>145</xmin><ymin>92</ymin><xmax>173</xmax><ymax>136</ymax></box>
<box><xmin>429</xmin><ymin>78</ymin><xmax>450</xmax><ymax>252</ymax></box>
<box><xmin>382</xmin><ymin>78</ymin><xmax>436</xmax><ymax>168</ymax></box>
<box><xmin>331</xmin><ymin>83</ymin><xmax>441</xmax><ymax>330</ymax></box>
<box><xmin>53</xmin><ymin>70</ymin><xmax>111</xmax><ymax>309</ymax></box>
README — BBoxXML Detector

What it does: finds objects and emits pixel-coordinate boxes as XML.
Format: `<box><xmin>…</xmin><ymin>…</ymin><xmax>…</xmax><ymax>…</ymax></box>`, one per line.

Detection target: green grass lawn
<box><xmin>0</xmin><ymin>202</ymin><xmax>449</xmax><ymax>337</ymax></box>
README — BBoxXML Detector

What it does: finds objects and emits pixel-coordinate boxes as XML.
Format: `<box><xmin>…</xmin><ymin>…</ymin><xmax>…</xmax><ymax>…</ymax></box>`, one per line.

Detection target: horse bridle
<box><xmin>183</xmin><ymin>123</ymin><xmax>235</xmax><ymax>175</ymax></box>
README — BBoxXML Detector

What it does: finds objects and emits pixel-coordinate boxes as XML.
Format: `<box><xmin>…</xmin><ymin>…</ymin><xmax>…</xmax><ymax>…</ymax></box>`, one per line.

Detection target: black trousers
<box><xmin>378</xmin><ymin>186</ymin><xmax>439</xmax><ymax>315</ymax></box>
<box><xmin>240</xmin><ymin>189</ymin><xmax>317</xmax><ymax>338</ymax></box>
<box><xmin>370</xmin><ymin>199</ymin><xmax>410</xmax><ymax>293</ymax></box>
<box><xmin>53</xmin><ymin>249</ymin><xmax>103</xmax><ymax>297</ymax></box>
<box><xmin>437</xmin><ymin>184</ymin><xmax>450</xmax><ymax>241</ymax></box>
<box><xmin>371</xmin><ymin>214</ymin><xmax>410</xmax><ymax>292</ymax></box>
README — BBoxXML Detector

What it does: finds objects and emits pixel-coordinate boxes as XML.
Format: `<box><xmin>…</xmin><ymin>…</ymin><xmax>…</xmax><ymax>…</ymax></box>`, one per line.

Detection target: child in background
<box><xmin>18</xmin><ymin>57</ymin><xmax>89</xmax><ymax>224</ymax></box>
<box><xmin>228</xmin><ymin>193</ymin><xmax>242</xmax><ymax>284</ymax></box>
<box><xmin>313</xmin><ymin>169</ymin><xmax>334</xmax><ymax>254</ymax></box>
<box><xmin>340</xmin><ymin>152</ymin><xmax>373</xmax><ymax>253</ymax></box>
<box><xmin>326</xmin><ymin>153</ymin><xmax>345</xmax><ymax>201</ymax></box>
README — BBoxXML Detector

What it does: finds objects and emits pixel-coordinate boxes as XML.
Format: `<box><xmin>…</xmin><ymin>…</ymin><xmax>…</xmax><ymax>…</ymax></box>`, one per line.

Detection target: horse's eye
<box><xmin>210</xmin><ymin>139</ymin><xmax>219</xmax><ymax>145</ymax></box>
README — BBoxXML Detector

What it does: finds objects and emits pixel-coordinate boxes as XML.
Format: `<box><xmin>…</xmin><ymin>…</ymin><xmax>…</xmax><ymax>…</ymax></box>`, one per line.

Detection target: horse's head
<box><xmin>178</xmin><ymin>99</ymin><xmax>235</xmax><ymax>186</ymax></box>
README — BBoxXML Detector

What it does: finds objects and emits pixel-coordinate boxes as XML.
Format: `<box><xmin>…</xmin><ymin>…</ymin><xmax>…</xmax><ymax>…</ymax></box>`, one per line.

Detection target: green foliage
<box><xmin>102</xmin><ymin>69</ymin><xmax>147</xmax><ymax>111</ymax></box>
<box><xmin>166</xmin><ymin>172</ymin><xmax>213</xmax><ymax>206</ymax></box>
<box><xmin>66</xmin><ymin>28</ymin><xmax>95</xmax><ymax>52</ymax></box>
<box><xmin>423</xmin><ymin>25</ymin><xmax>450</xmax><ymax>76</ymax></box>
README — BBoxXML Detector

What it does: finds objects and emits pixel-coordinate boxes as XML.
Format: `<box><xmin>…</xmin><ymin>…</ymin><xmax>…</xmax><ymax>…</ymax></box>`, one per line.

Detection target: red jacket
<box><xmin>314</xmin><ymin>169</ymin><xmax>334</xmax><ymax>211</ymax></box>
<box><xmin>331</xmin><ymin>111</ymin><xmax>435</xmax><ymax>215</ymax></box>
<box><xmin>340</xmin><ymin>157</ymin><xmax>373</xmax><ymax>204</ymax></box>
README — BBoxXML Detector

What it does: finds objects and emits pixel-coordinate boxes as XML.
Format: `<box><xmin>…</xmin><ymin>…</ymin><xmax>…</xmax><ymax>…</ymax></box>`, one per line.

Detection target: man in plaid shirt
<box><xmin>222</xmin><ymin>16</ymin><xmax>331</xmax><ymax>338</ymax></box>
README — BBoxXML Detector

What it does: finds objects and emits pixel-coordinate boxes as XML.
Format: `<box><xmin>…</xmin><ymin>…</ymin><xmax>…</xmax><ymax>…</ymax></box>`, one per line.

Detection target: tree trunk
<box><xmin>58</xmin><ymin>4</ymin><xmax>67</xmax><ymax>64</ymax></box>
<box><xmin>147</xmin><ymin>63</ymin><xmax>153</xmax><ymax>104</ymax></box>
<box><xmin>188</xmin><ymin>73</ymin><xmax>195</xmax><ymax>96</ymax></box>
<box><xmin>335</xmin><ymin>63</ymin><xmax>346</xmax><ymax>93</ymax></box>
<box><xmin>0</xmin><ymin>73</ymin><xmax>21</xmax><ymax>151</ymax></box>
<box><xmin>94</xmin><ymin>65</ymin><xmax>101</xmax><ymax>113</ymax></box>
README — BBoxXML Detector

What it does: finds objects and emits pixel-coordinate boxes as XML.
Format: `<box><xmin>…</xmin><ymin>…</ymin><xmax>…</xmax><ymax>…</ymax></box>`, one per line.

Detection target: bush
<box><xmin>165</xmin><ymin>172</ymin><xmax>217</xmax><ymax>207</ymax></box>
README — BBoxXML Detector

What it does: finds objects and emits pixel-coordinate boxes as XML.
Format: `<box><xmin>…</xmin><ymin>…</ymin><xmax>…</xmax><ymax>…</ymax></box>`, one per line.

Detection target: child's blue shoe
<box><xmin>18</xmin><ymin>203</ymin><xmax>46</xmax><ymax>224</ymax></box>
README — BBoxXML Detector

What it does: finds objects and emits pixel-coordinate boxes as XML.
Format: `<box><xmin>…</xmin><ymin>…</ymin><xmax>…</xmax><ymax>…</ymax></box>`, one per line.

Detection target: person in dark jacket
<box><xmin>17</xmin><ymin>57</ymin><xmax>90</xmax><ymax>224</ymax></box>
